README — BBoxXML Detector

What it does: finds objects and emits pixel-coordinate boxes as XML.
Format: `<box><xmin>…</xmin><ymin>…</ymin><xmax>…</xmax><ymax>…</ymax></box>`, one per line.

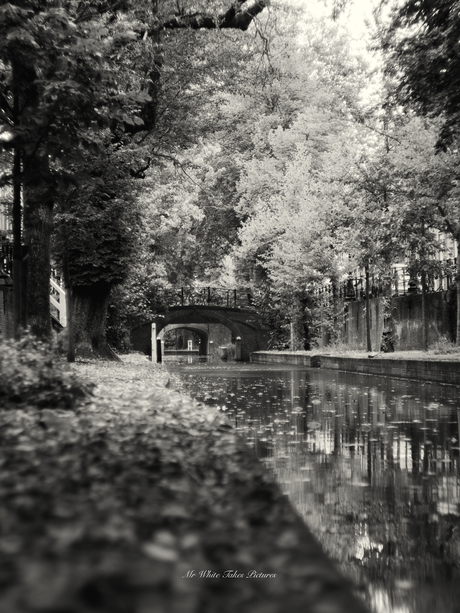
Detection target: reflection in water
<box><xmin>172</xmin><ymin>361</ymin><xmax>460</xmax><ymax>613</ymax></box>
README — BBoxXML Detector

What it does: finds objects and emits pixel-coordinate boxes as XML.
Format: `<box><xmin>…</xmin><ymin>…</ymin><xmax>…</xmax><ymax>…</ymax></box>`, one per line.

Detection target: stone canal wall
<box><xmin>251</xmin><ymin>351</ymin><xmax>460</xmax><ymax>386</ymax></box>
<box><xmin>330</xmin><ymin>291</ymin><xmax>456</xmax><ymax>352</ymax></box>
<box><xmin>250</xmin><ymin>351</ymin><xmax>316</xmax><ymax>367</ymax></box>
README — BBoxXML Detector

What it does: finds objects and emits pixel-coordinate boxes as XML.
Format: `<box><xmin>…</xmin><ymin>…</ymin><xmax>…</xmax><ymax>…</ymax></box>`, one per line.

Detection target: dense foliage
<box><xmin>2</xmin><ymin>0</ymin><xmax>460</xmax><ymax>350</ymax></box>
<box><xmin>0</xmin><ymin>335</ymin><xmax>93</xmax><ymax>410</ymax></box>
<box><xmin>383</xmin><ymin>0</ymin><xmax>460</xmax><ymax>147</ymax></box>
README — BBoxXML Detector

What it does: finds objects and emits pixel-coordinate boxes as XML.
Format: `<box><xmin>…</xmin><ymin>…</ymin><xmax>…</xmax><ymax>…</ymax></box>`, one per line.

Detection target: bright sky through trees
<box><xmin>290</xmin><ymin>0</ymin><xmax>378</xmax><ymax>47</ymax></box>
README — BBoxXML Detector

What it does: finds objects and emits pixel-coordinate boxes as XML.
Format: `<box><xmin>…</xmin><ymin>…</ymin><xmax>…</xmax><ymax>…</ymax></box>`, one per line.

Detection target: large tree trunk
<box><xmin>23</xmin><ymin>155</ymin><xmax>53</xmax><ymax>340</ymax></box>
<box><xmin>71</xmin><ymin>281</ymin><xmax>120</xmax><ymax>360</ymax></box>
<box><xmin>12</xmin><ymin>143</ymin><xmax>24</xmax><ymax>338</ymax></box>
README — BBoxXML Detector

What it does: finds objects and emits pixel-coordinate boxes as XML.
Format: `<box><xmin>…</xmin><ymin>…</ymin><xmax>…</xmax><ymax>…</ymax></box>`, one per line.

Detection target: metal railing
<box><xmin>163</xmin><ymin>287</ymin><xmax>254</xmax><ymax>309</ymax></box>
<box><xmin>316</xmin><ymin>260</ymin><xmax>458</xmax><ymax>304</ymax></box>
<box><xmin>391</xmin><ymin>262</ymin><xmax>457</xmax><ymax>296</ymax></box>
<box><xmin>314</xmin><ymin>276</ymin><xmax>387</xmax><ymax>303</ymax></box>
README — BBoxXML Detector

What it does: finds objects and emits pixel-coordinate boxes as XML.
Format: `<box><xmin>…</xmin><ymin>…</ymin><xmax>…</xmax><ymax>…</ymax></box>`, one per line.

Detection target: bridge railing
<box><xmin>163</xmin><ymin>287</ymin><xmax>254</xmax><ymax>309</ymax></box>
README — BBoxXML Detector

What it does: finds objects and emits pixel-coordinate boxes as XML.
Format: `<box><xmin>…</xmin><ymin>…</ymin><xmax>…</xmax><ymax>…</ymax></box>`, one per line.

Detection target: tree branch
<box><xmin>159</xmin><ymin>0</ymin><xmax>268</xmax><ymax>32</ymax></box>
<box><xmin>75</xmin><ymin>0</ymin><xmax>131</xmax><ymax>24</ymax></box>
<box><xmin>75</xmin><ymin>0</ymin><xmax>268</xmax><ymax>31</ymax></box>
<box><xmin>437</xmin><ymin>203</ymin><xmax>456</xmax><ymax>238</ymax></box>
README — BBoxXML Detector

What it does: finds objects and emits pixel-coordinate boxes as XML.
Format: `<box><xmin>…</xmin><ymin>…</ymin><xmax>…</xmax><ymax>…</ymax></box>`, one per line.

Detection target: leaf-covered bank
<box><xmin>0</xmin><ymin>356</ymin><xmax>368</xmax><ymax>613</ymax></box>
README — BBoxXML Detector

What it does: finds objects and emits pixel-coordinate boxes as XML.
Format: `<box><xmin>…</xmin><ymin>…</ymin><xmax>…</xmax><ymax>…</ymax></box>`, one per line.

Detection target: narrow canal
<box><xmin>168</xmin><ymin>357</ymin><xmax>460</xmax><ymax>613</ymax></box>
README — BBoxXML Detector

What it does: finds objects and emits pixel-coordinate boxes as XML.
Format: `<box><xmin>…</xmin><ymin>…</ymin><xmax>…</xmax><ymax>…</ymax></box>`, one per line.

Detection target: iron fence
<box><xmin>163</xmin><ymin>287</ymin><xmax>254</xmax><ymax>309</ymax></box>
<box><xmin>316</xmin><ymin>261</ymin><xmax>457</xmax><ymax>304</ymax></box>
<box><xmin>314</xmin><ymin>275</ymin><xmax>386</xmax><ymax>303</ymax></box>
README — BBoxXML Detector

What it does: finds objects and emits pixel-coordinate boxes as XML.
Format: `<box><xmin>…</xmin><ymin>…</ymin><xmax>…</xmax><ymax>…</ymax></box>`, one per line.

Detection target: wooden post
<box><xmin>151</xmin><ymin>323</ymin><xmax>157</xmax><ymax>363</ymax></box>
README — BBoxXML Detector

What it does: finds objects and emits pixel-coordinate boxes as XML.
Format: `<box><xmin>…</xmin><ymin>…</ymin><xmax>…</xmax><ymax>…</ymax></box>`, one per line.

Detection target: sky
<box><xmin>287</xmin><ymin>0</ymin><xmax>380</xmax><ymax>48</ymax></box>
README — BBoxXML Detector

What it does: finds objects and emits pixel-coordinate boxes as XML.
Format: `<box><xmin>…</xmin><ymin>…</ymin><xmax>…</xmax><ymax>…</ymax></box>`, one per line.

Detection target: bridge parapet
<box><xmin>163</xmin><ymin>287</ymin><xmax>254</xmax><ymax>310</ymax></box>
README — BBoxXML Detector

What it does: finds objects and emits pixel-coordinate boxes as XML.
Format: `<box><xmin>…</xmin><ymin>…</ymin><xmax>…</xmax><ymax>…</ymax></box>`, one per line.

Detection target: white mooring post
<box><xmin>151</xmin><ymin>323</ymin><xmax>157</xmax><ymax>363</ymax></box>
<box><xmin>235</xmin><ymin>336</ymin><xmax>242</xmax><ymax>361</ymax></box>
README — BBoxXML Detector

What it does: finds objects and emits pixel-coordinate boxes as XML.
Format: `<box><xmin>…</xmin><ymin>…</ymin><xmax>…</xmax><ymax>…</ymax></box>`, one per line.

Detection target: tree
<box><xmin>53</xmin><ymin>137</ymin><xmax>142</xmax><ymax>360</ymax></box>
<box><xmin>344</xmin><ymin>104</ymin><xmax>460</xmax><ymax>349</ymax></box>
<box><xmin>104</xmin><ymin>2</ymin><xmax>275</xmax><ymax>341</ymax></box>
<box><xmin>383</xmin><ymin>0</ymin><xmax>460</xmax><ymax>147</ymax></box>
<box><xmin>226</xmin><ymin>5</ymin><xmax>374</xmax><ymax>348</ymax></box>
<box><xmin>0</xmin><ymin>0</ymin><xmax>269</xmax><ymax>346</ymax></box>
<box><xmin>381</xmin><ymin>1</ymin><xmax>460</xmax><ymax>342</ymax></box>
<box><xmin>0</xmin><ymin>1</ymin><xmax>152</xmax><ymax>339</ymax></box>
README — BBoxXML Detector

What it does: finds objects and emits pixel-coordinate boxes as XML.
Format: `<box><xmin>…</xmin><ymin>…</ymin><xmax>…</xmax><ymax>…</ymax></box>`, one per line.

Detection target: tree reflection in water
<box><xmin>174</xmin><ymin>362</ymin><xmax>460</xmax><ymax>613</ymax></box>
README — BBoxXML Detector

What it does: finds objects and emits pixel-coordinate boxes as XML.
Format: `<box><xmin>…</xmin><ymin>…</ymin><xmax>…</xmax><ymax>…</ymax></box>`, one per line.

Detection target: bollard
<box><xmin>235</xmin><ymin>336</ymin><xmax>242</xmax><ymax>361</ymax></box>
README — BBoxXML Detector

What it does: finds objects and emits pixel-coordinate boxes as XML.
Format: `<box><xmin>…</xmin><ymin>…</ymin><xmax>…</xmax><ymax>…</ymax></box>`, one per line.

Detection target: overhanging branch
<box><xmin>159</xmin><ymin>0</ymin><xmax>268</xmax><ymax>32</ymax></box>
<box><xmin>75</xmin><ymin>0</ymin><xmax>268</xmax><ymax>31</ymax></box>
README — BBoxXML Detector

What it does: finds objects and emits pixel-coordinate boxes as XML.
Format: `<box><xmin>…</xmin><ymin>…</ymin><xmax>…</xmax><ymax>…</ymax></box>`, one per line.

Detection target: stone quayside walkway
<box><xmin>0</xmin><ymin>356</ymin><xmax>369</xmax><ymax>613</ymax></box>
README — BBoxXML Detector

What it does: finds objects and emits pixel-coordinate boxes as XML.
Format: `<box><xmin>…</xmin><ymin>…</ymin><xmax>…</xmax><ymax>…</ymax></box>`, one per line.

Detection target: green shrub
<box><xmin>0</xmin><ymin>334</ymin><xmax>94</xmax><ymax>410</ymax></box>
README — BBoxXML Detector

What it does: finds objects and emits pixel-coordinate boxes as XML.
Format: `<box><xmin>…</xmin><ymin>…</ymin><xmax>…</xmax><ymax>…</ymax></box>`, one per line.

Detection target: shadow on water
<box><xmin>169</xmin><ymin>356</ymin><xmax>460</xmax><ymax>613</ymax></box>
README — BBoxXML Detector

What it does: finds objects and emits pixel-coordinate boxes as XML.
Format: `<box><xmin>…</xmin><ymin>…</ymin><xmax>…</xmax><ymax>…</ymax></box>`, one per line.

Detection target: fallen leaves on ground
<box><xmin>0</xmin><ymin>357</ymin><xmax>368</xmax><ymax>613</ymax></box>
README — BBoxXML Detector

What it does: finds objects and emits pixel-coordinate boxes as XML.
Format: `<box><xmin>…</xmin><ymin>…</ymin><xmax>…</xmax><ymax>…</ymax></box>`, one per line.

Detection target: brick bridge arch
<box><xmin>158</xmin><ymin>324</ymin><xmax>209</xmax><ymax>356</ymax></box>
<box><xmin>131</xmin><ymin>305</ymin><xmax>270</xmax><ymax>361</ymax></box>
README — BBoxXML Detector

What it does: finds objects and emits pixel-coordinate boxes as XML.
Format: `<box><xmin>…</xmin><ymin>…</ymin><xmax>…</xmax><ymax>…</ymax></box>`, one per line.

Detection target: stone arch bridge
<box><xmin>130</xmin><ymin>288</ymin><xmax>270</xmax><ymax>361</ymax></box>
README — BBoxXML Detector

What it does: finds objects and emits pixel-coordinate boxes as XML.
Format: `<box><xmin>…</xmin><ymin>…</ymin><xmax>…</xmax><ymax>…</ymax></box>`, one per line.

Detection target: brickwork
<box><xmin>341</xmin><ymin>297</ymin><xmax>385</xmax><ymax>351</ymax></box>
<box><xmin>131</xmin><ymin>306</ymin><xmax>270</xmax><ymax>361</ymax></box>
<box><xmin>318</xmin><ymin>355</ymin><xmax>460</xmax><ymax>386</ymax></box>
<box><xmin>391</xmin><ymin>292</ymin><xmax>454</xmax><ymax>349</ymax></box>
<box><xmin>158</xmin><ymin>323</ymin><xmax>233</xmax><ymax>357</ymax></box>
<box><xmin>339</xmin><ymin>291</ymin><xmax>456</xmax><ymax>351</ymax></box>
<box><xmin>251</xmin><ymin>351</ymin><xmax>460</xmax><ymax>386</ymax></box>
<box><xmin>251</xmin><ymin>351</ymin><xmax>314</xmax><ymax>366</ymax></box>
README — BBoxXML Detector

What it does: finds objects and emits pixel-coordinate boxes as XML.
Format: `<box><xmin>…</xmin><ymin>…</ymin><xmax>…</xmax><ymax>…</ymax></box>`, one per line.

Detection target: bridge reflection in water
<box><xmin>174</xmin><ymin>362</ymin><xmax>460</xmax><ymax>613</ymax></box>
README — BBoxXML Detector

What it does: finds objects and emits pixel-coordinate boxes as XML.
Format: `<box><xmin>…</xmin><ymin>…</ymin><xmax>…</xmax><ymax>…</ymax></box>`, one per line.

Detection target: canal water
<box><xmin>167</xmin><ymin>357</ymin><xmax>460</xmax><ymax>613</ymax></box>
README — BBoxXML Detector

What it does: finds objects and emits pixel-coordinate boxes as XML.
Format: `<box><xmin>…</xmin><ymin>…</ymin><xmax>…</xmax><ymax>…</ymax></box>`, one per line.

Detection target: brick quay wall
<box><xmin>251</xmin><ymin>352</ymin><xmax>460</xmax><ymax>386</ymax></box>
